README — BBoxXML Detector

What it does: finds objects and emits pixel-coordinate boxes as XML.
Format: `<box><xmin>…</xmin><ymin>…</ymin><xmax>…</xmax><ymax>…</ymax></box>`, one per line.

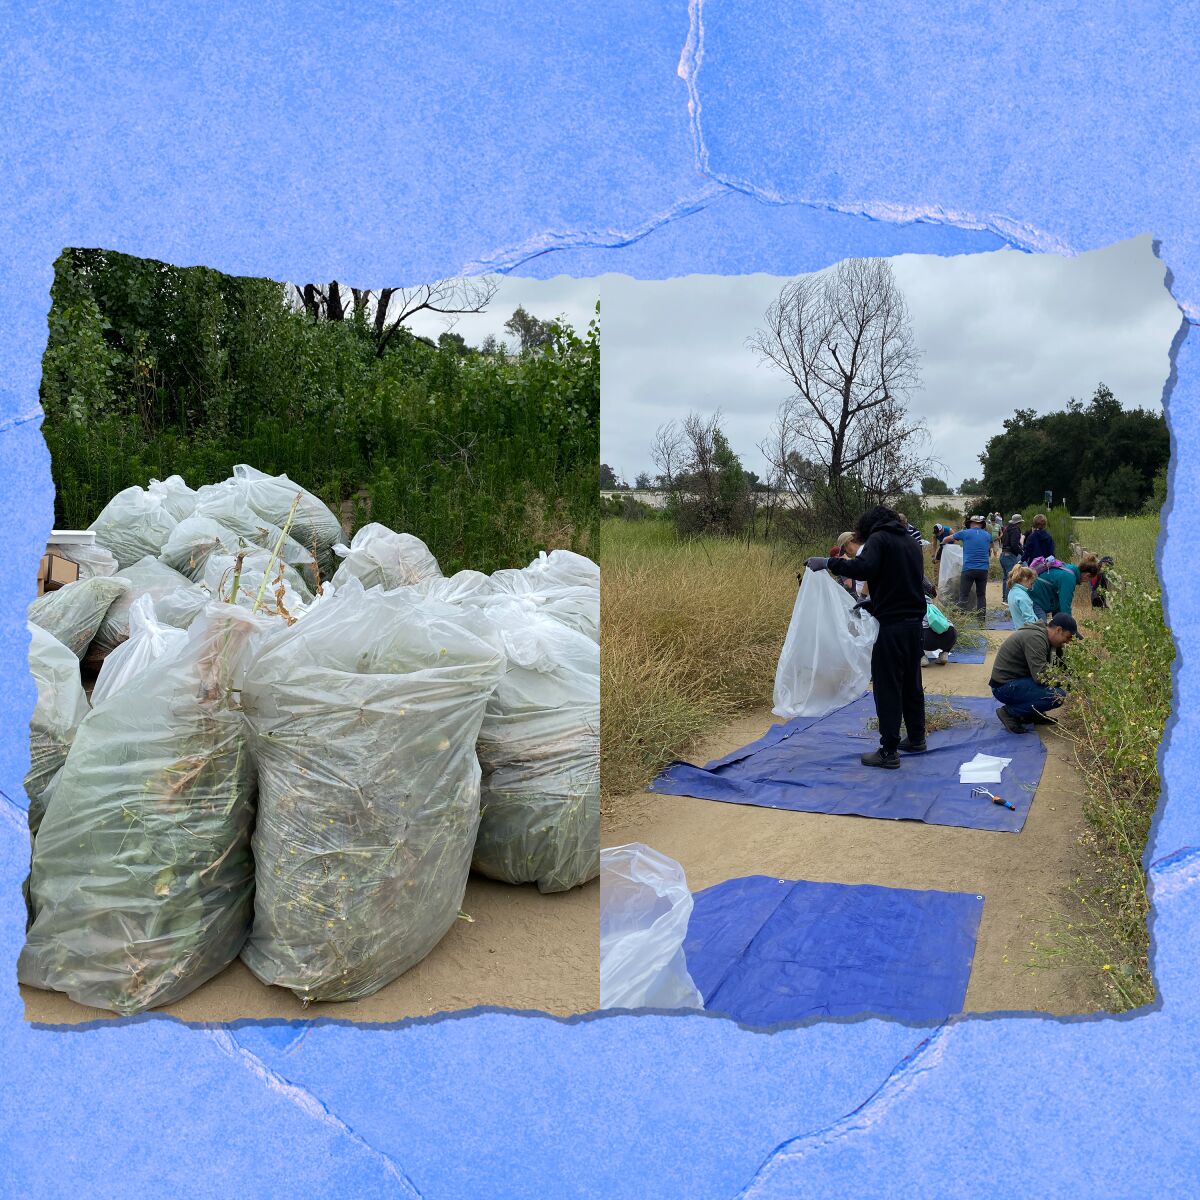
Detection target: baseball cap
<box><xmin>969</xmin><ymin>514</ymin><xmax>985</xmax><ymax>524</ymax></box>
<box><xmin>1010</xmin><ymin>513</ymin><xmax>1024</xmax><ymax>522</ymax></box>
<box><xmin>1049</xmin><ymin>613</ymin><xmax>1081</xmax><ymax>638</ymax></box>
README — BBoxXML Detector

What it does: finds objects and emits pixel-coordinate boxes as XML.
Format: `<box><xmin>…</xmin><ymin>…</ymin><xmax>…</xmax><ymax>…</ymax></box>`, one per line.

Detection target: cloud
<box><xmin>599</xmin><ymin>235</ymin><xmax>1181</xmax><ymax>487</ymax></box>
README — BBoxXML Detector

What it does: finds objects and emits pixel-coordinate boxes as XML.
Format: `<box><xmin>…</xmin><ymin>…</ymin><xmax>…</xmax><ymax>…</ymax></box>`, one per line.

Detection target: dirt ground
<box><xmin>602</xmin><ymin>578</ymin><xmax>1098</xmax><ymax>1016</ymax></box>
<box><xmin>22</xmin><ymin>875</ymin><xmax>598</xmax><ymax>1025</ymax></box>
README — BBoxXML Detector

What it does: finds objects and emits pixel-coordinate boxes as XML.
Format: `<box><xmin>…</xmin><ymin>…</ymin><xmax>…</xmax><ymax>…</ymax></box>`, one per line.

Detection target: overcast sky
<box><xmin>401</xmin><ymin>276</ymin><xmax>598</xmax><ymax>349</ymax></box>
<box><xmin>598</xmin><ymin>235</ymin><xmax>1182</xmax><ymax>488</ymax></box>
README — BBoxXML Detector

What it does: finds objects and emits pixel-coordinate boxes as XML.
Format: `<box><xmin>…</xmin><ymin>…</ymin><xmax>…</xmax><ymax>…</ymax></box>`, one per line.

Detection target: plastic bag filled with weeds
<box><xmin>25</xmin><ymin>623</ymin><xmax>89</xmax><ymax>840</ymax></box>
<box><xmin>160</xmin><ymin>516</ymin><xmax>243</xmax><ymax>581</ymax></box>
<box><xmin>55</xmin><ymin>541</ymin><xmax>119</xmax><ymax>580</ymax></box>
<box><xmin>471</xmin><ymin>601</ymin><xmax>600</xmax><ymax>893</ymax></box>
<box><xmin>153</xmin><ymin>584</ymin><xmax>212</xmax><ymax>631</ymax></box>
<box><xmin>93</xmin><ymin>595</ymin><xmax>189</xmax><ymax>706</ymax></box>
<box><xmin>28</xmin><ymin>576</ymin><xmax>131</xmax><ymax>658</ymax></box>
<box><xmin>229</xmin><ymin>465</ymin><xmax>344</xmax><ymax>581</ymax></box>
<box><xmin>19</xmin><ymin>602</ymin><xmax>272</xmax><ymax>1014</ymax></box>
<box><xmin>147</xmin><ymin>474</ymin><xmax>199</xmax><ymax>522</ymax></box>
<box><xmin>519</xmin><ymin>549</ymin><xmax>599</xmax><ymax>592</ymax></box>
<box><xmin>194</xmin><ymin>483</ymin><xmax>320</xmax><ymax>590</ymax></box>
<box><xmin>410</xmin><ymin>570</ymin><xmax>495</xmax><ymax>604</ymax></box>
<box><xmin>331</xmin><ymin>523</ymin><xmax>443</xmax><ymax>591</ymax></box>
<box><xmin>476</xmin><ymin>582</ymin><xmax>598</xmax><ymax>643</ymax></box>
<box><xmin>92</xmin><ymin>555</ymin><xmax>206</xmax><ymax>655</ymax></box>
<box><xmin>88</xmin><ymin>485</ymin><xmax>179</xmax><ymax>569</ymax></box>
<box><xmin>203</xmin><ymin>549</ymin><xmax>313</xmax><ymax>616</ymax></box>
<box><xmin>240</xmin><ymin>578</ymin><xmax>505</xmax><ymax>1002</ymax></box>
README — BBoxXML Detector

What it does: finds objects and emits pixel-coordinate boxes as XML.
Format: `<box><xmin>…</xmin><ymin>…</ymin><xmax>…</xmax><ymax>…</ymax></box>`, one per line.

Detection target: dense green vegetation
<box><xmin>1042</xmin><ymin>514</ymin><xmax>1168</xmax><ymax>1010</ymax></box>
<box><xmin>40</xmin><ymin>249</ymin><xmax>599</xmax><ymax>574</ymax></box>
<box><xmin>978</xmin><ymin>384</ymin><xmax>1168</xmax><ymax>516</ymax></box>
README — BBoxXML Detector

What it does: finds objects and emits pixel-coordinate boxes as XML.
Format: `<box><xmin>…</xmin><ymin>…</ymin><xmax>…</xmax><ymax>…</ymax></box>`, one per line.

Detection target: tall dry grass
<box><xmin>600</xmin><ymin>520</ymin><xmax>810</xmax><ymax>803</ymax></box>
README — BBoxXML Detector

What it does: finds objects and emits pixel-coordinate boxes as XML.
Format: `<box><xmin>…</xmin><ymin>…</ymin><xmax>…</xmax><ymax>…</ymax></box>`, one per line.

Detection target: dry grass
<box><xmin>600</xmin><ymin>520</ymin><xmax>809</xmax><ymax>803</ymax></box>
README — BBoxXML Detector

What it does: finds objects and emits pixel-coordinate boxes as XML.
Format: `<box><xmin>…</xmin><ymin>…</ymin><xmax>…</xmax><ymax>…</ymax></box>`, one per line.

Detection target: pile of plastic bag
<box><xmin>21</xmin><ymin>467</ymin><xmax>600</xmax><ymax>1014</ymax></box>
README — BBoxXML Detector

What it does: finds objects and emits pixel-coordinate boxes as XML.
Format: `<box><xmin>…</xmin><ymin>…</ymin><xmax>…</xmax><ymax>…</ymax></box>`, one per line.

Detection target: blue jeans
<box><xmin>991</xmin><ymin>677</ymin><xmax>1067</xmax><ymax>718</ymax></box>
<box><xmin>999</xmin><ymin>553</ymin><xmax>1019</xmax><ymax>599</ymax></box>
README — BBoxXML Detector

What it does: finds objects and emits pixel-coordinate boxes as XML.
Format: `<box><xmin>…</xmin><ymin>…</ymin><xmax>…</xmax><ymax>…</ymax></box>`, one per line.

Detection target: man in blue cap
<box><xmin>988</xmin><ymin>613</ymin><xmax>1080</xmax><ymax>734</ymax></box>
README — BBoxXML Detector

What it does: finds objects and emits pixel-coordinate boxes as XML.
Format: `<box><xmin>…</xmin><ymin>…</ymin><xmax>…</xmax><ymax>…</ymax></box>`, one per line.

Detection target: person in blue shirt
<box><xmin>1006</xmin><ymin>564</ymin><xmax>1040</xmax><ymax>627</ymax></box>
<box><xmin>941</xmin><ymin>514</ymin><xmax>994</xmax><ymax>614</ymax></box>
<box><xmin>1021</xmin><ymin>513</ymin><xmax>1055</xmax><ymax>564</ymax></box>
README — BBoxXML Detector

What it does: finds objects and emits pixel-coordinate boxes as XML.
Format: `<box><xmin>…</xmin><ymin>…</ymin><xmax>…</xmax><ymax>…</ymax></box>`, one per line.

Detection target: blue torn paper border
<box><xmin>685</xmin><ymin>875</ymin><xmax>984</xmax><ymax>1026</ymax></box>
<box><xmin>2</xmin><ymin>3</ymin><xmax>1199</xmax><ymax>1196</ymax></box>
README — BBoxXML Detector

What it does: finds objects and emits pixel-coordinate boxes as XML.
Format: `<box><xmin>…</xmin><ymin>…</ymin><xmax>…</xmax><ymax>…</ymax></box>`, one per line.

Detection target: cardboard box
<box><xmin>37</xmin><ymin>551</ymin><xmax>80</xmax><ymax>596</ymax></box>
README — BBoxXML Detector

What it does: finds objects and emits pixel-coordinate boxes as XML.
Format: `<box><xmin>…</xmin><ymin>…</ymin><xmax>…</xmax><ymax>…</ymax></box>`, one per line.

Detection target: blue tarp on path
<box><xmin>650</xmin><ymin>694</ymin><xmax>1045</xmax><ymax>832</ymax></box>
<box><xmin>684</xmin><ymin>875</ymin><xmax>984</xmax><ymax>1025</ymax></box>
<box><xmin>945</xmin><ymin>644</ymin><xmax>986</xmax><ymax>664</ymax></box>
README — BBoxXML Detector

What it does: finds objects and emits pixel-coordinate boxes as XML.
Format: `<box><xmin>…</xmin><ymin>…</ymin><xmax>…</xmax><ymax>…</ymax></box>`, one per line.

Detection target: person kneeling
<box><xmin>988</xmin><ymin>614</ymin><xmax>1080</xmax><ymax>735</ymax></box>
<box><xmin>923</xmin><ymin>590</ymin><xmax>957</xmax><ymax>666</ymax></box>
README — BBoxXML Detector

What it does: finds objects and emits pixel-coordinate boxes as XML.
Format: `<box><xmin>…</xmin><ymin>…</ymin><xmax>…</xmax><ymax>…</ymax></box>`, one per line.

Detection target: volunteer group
<box><xmin>804</xmin><ymin>507</ymin><xmax>1108</xmax><ymax>768</ymax></box>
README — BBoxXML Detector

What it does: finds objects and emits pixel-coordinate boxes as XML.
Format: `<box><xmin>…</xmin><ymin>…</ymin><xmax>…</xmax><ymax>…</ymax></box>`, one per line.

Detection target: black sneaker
<box><xmin>861</xmin><ymin>749</ymin><xmax>902</xmax><ymax>769</ymax></box>
<box><xmin>996</xmin><ymin>706</ymin><xmax>1028</xmax><ymax>735</ymax></box>
<box><xmin>898</xmin><ymin>737</ymin><xmax>928</xmax><ymax>753</ymax></box>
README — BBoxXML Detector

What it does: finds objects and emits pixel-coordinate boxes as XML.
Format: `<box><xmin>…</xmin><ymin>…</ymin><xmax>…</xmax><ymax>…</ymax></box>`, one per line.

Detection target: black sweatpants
<box><xmin>923</xmin><ymin>626</ymin><xmax>957</xmax><ymax>654</ymax></box>
<box><xmin>959</xmin><ymin>568</ymin><xmax>988</xmax><ymax>612</ymax></box>
<box><xmin>871</xmin><ymin>619</ymin><xmax>926</xmax><ymax>753</ymax></box>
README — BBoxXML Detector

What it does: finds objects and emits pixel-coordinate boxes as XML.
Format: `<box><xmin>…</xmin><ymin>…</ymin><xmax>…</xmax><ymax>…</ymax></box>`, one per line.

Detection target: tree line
<box><xmin>40</xmin><ymin>249</ymin><xmax>599</xmax><ymax>572</ymax></box>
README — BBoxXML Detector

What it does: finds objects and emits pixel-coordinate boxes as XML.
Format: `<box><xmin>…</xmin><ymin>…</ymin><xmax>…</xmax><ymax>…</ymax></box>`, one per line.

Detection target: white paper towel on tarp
<box><xmin>959</xmin><ymin>752</ymin><xmax>1013</xmax><ymax>785</ymax></box>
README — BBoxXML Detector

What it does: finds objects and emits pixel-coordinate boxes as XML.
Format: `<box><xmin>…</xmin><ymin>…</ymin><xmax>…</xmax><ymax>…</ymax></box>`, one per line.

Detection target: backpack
<box><xmin>925</xmin><ymin>601</ymin><xmax>952</xmax><ymax>634</ymax></box>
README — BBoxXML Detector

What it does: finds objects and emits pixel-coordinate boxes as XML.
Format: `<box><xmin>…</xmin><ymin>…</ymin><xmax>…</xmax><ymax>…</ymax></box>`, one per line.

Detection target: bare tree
<box><xmin>651</xmin><ymin>411</ymin><xmax>752</xmax><ymax>536</ymax></box>
<box><xmin>293</xmin><ymin>276</ymin><xmax>500</xmax><ymax>358</ymax></box>
<box><xmin>751</xmin><ymin>258</ymin><xmax>933</xmax><ymax>528</ymax></box>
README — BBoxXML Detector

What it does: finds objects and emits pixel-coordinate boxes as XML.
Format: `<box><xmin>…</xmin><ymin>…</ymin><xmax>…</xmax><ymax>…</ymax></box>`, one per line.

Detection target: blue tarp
<box><xmin>946</xmin><ymin>644</ymin><xmax>986</xmax><ymax>664</ymax></box>
<box><xmin>684</xmin><ymin>875</ymin><xmax>984</xmax><ymax>1025</ymax></box>
<box><xmin>650</xmin><ymin>694</ymin><xmax>1045</xmax><ymax>832</ymax></box>
<box><xmin>986</xmin><ymin>609</ymin><xmax>1014</xmax><ymax>630</ymax></box>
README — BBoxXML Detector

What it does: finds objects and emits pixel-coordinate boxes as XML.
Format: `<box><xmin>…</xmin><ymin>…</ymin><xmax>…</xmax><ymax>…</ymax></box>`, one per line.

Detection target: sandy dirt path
<box><xmin>603</xmin><ymin>578</ymin><xmax>1098</xmax><ymax>1016</ymax></box>
<box><xmin>23</xmin><ymin>874</ymin><xmax>598</xmax><ymax>1024</ymax></box>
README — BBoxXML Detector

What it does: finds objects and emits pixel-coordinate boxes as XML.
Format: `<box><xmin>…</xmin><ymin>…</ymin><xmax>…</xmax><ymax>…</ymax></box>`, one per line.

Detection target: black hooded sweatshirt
<box><xmin>827</xmin><ymin>512</ymin><xmax>927</xmax><ymax>624</ymax></box>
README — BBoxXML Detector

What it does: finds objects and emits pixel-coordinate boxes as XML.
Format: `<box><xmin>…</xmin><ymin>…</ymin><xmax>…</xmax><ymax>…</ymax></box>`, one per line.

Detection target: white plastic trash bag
<box><xmin>773</xmin><ymin>569</ymin><xmax>878</xmax><ymax>720</ymax></box>
<box><xmin>493</xmin><ymin>549</ymin><xmax>599</xmax><ymax>595</ymax></box>
<box><xmin>240</xmin><ymin>579</ymin><xmax>506</xmax><ymax>1002</ymax></box>
<box><xmin>92</xmin><ymin>556</ymin><xmax>203</xmax><ymax>655</ymax></box>
<box><xmin>28</xmin><ymin>576</ymin><xmax>131</xmax><ymax>659</ymax></box>
<box><xmin>599</xmin><ymin>843</ymin><xmax>704</xmax><ymax>1011</ymax></box>
<box><xmin>88</xmin><ymin>486</ymin><xmax>179</xmax><ymax>569</ymax></box>
<box><xmin>331</xmin><ymin>523</ymin><xmax>443</xmax><ymax>591</ymax></box>
<box><xmin>193</xmin><ymin>482</ymin><xmax>319</xmax><ymax>588</ymax></box>
<box><xmin>160</xmin><ymin>516</ymin><xmax>243</xmax><ymax>581</ymax></box>
<box><xmin>229</xmin><ymin>465</ymin><xmax>344</xmax><ymax>579</ymax></box>
<box><xmin>471</xmin><ymin>603</ymin><xmax>600</xmax><ymax>893</ymax></box>
<box><xmin>54</xmin><ymin>541</ymin><xmax>119</xmax><ymax>580</ymax></box>
<box><xmin>92</xmin><ymin>595</ymin><xmax>189</xmax><ymax>706</ymax></box>
<box><xmin>202</xmin><ymin>550</ymin><xmax>313</xmax><ymax>614</ymax></box>
<box><xmin>147</xmin><ymin>474</ymin><xmax>199</xmax><ymax>522</ymax></box>
<box><xmin>938</xmin><ymin>543</ymin><xmax>964</xmax><ymax>597</ymax></box>
<box><xmin>524</xmin><ymin>549</ymin><xmax>599</xmax><ymax>591</ymax></box>
<box><xmin>25</xmin><ymin>623</ymin><xmax>90</xmax><ymax>838</ymax></box>
<box><xmin>20</xmin><ymin>603</ymin><xmax>270</xmax><ymax>1014</ymax></box>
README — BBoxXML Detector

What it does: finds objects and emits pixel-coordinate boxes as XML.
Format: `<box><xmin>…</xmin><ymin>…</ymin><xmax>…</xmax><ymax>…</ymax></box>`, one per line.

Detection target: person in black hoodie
<box><xmin>805</xmin><ymin>505</ymin><xmax>928</xmax><ymax>769</ymax></box>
